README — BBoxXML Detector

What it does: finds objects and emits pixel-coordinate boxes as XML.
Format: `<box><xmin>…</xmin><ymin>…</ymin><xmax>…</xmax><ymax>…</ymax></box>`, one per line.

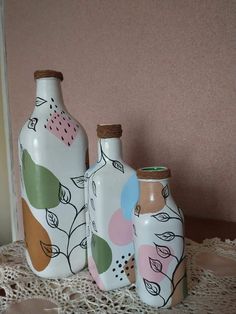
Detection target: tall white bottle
<box><xmin>85</xmin><ymin>124</ymin><xmax>139</xmax><ymax>290</ymax></box>
<box><xmin>18</xmin><ymin>70</ymin><xmax>88</xmax><ymax>278</ymax></box>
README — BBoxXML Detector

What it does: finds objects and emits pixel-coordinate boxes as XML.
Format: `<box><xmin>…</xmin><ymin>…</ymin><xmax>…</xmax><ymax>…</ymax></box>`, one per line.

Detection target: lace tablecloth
<box><xmin>0</xmin><ymin>238</ymin><xmax>236</xmax><ymax>313</ymax></box>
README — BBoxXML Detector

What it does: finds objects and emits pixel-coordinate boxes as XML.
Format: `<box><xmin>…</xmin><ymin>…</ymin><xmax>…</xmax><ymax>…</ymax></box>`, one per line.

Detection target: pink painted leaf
<box><xmin>155</xmin><ymin>243</ymin><xmax>171</xmax><ymax>259</ymax></box>
<box><xmin>149</xmin><ymin>257</ymin><xmax>162</xmax><ymax>272</ymax></box>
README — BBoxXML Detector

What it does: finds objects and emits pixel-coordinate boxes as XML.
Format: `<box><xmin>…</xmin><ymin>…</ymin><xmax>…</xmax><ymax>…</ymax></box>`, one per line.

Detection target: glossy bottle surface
<box><xmin>18</xmin><ymin>70</ymin><xmax>88</xmax><ymax>278</ymax></box>
<box><xmin>85</xmin><ymin>124</ymin><xmax>139</xmax><ymax>290</ymax></box>
<box><xmin>133</xmin><ymin>167</ymin><xmax>187</xmax><ymax>308</ymax></box>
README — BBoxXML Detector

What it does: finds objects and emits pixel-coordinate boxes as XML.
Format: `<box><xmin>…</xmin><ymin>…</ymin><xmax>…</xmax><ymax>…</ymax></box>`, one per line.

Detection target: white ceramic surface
<box><xmin>133</xmin><ymin>174</ymin><xmax>187</xmax><ymax>307</ymax></box>
<box><xmin>85</xmin><ymin>136</ymin><xmax>139</xmax><ymax>290</ymax></box>
<box><xmin>18</xmin><ymin>75</ymin><xmax>88</xmax><ymax>278</ymax></box>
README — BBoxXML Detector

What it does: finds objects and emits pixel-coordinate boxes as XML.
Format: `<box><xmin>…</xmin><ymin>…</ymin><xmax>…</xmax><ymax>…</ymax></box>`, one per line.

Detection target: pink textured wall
<box><xmin>5</xmin><ymin>0</ymin><xmax>236</xmax><ymax>234</ymax></box>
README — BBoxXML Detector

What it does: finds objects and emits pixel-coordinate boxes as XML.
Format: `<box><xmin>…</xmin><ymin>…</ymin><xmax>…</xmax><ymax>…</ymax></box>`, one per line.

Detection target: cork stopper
<box><xmin>34</xmin><ymin>70</ymin><xmax>63</xmax><ymax>81</ymax></box>
<box><xmin>97</xmin><ymin>124</ymin><xmax>122</xmax><ymax>138</ymax></box>
<box><xmin>137</xmin><ymin>167</ymin><xmax>171</xmax><ymax>180</ymax></box>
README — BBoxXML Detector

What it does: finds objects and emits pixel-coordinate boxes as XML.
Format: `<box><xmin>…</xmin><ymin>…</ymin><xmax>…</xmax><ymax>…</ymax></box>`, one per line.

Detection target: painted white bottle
<box><xmin>133</xmin><ymin>167</ymin><xmax>187</xmax><ymax>308</ymax></box>
<box><xmin>18</xmin><ymin>70</ymin><xmax>88</xmax><ymax>278</ymax></box>
<box><xmin>85</xmin><ymin>124</ymin><xmax>139</xmax><ymax>290</ymax></box>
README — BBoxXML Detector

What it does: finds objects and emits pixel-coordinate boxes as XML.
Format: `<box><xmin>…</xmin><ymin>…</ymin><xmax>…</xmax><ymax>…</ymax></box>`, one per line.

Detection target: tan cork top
<box><xmin>34</xmin><ymin>70</ymin><xmax>63</xmax><ymax>81</ymax></box>
<box><xmin>97</xmin><ymin>124</ymin><xmax>122</xmax><ymax>138</ymax></box>
<box><xmin>137</xmin><ymin>167</ymin><xmax>171</xmax><ymax>180</ymax></box>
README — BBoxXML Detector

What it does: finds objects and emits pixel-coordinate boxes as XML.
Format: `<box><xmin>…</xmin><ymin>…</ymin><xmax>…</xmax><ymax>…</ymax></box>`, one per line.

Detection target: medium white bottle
<box><xmin>133</xmin><ymin>167</ymin><xmax>187</xmax><ymax>307</ymax></box>
<box><xmin>85</xmin><ymin>124</ymin><xmax>139</xmax><ymax>290</ymax></box>
<box><xmin>18</xmin><ymin>70</ymin><xmax>88</xmax><ymax>278</ymax></box>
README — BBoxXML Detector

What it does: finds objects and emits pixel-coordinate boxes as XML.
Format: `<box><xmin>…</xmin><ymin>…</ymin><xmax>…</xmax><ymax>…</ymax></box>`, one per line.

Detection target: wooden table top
<box><xmin>185</xmin><ymin>216</ymin><xmax>236</xmax><ymax>242</ymax></box>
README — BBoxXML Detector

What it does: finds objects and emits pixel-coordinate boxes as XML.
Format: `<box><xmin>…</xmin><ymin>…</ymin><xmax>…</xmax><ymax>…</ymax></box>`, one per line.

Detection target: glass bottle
<box><xmin>18</xmin><ymin>70</ymin><xmax>88</xmax><ymax>278</ymax></box>
<box><xmin>85</xmin><ymin>124</ymin><xmax>139</xmax><ymax>290</ymax></box>
<box><xmin>133</xmin><ymin>167</ymin><xmax>187</xmax><ymax>307</ymax></box>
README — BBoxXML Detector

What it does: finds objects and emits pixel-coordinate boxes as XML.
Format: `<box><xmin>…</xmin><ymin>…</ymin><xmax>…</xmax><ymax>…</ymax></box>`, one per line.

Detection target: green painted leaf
<box><xmin>91</xmin><ymin>233</ymin><xmax>112</xmax><ymax>274</ymax></box>
<box><xmin>22</xmin><ymin>150</ymin><xmax>60</xmax><ymax>209</ymax></box>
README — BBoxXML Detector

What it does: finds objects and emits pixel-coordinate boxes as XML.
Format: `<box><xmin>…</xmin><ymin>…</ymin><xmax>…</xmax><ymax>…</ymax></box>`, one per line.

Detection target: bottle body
<box><xmin>133</xmin><ymin>167</ymin><xmax>187</xmax><ymax>307</ymax></box>
<box><xmin>85</xmin><ymin>127</ymin><xmax>139</xmax><ymax>290</ymax></box>
<box><xmin>18</xmin><ymin>72</ymin><xmax>88</xmax><ymax>278</ymax></box>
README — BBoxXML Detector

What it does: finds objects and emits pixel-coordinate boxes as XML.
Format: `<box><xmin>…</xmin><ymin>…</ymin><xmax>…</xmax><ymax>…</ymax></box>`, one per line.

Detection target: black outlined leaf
<box><xmin>155</xmin><ymin>243</ymin><xmax>171</xmax><ymax>259</ymax></box>
<box><xmin>155</xmin><ymin>231</ymin><xmax>175</xmax><ymax>241</ymax></box>
<box><xmin>27</xmin><ymin>118</ymin><xmax>38</xmax><ymax>132</ymax></box>
<box><xmin>79</xmin><ymin>237</ymin><xmax>87</xmax><ymax>249</ymax></box>
<box><xmin>59</xmin><ymin>184</ymin><xmax>71</xmax><ymax>204</ymax></box>
<box><xmin>46</xmin><ymin>209</ymin><xmax>59</xmax><ymax>228</ymax></box>
<box><xmin>35</xmin><ymin>97</ymin><xmax>47</xmax><ymax>107</ymax></box>
<box><xmin>135</xmin><ymin>205</ymin><xmax>141</xmax><ymax>217</ymax></box>
<box><xmin>92</xmin><ymin>220</ymin><xmax>97</xmax><ymax>232</ymax></box>
<box><xmin>40</xmin><ymin>241</ymin><xmax>60</xmax><ymax>258</ymax></box>
<box><xmin>143</xmin><ymin>278</ymin><xmax>160</xmax><ymax>296</ymax></box>
<box><xmin>162</xmin><ymin>185</ymin><xmax>169</xmax><ymax>198</ymax></box>
<box><xmin>149</xmin><ymin>257</ymin><xmax>162</xmax><ymax>272</ymax></box>
<box><xmin>71</xmin><ymin>176</ymin><xmax>85</xmax><ymax>189</ymax></box>
<box><xmin>92</xmin><ymin>180</ymin><xmax>97</xmax><ymax>196</ymax></box>
<box><xmin>112</xmin><ymin>160</ymin><xmax>124</xmax><ymax>173</ymax></box>
<box><xmin>133</xmin><ymin>224</ymin><xmax>137</xmax><ymax>237</ymax></box>
<box><xmin>90</xmin><ymin>198</ymin><xmax>95</xmax><ymax>211</ymax></box>
<box><xmin>152</xmin><ymin>212</ymin><xmax>170</xmax><ymax>222</ymax></box>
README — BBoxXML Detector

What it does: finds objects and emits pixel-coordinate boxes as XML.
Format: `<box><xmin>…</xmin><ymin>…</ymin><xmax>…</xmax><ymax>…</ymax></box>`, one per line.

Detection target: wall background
<box><xmin>4</xmin><ymin>0</ymin><xmax>236</xmax><ymax>237</ymax></box>
<box><xmin>0</xmin><ymin>68</ymin><xmax>11</xmax><ymax>244</ymax></box>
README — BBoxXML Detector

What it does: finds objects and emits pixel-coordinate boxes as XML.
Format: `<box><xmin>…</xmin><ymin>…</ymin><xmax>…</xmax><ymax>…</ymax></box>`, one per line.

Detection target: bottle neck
<box><xmin>137</xmin><ymin>178</ymin><xmax>171</xmax><ymax>214</ymax></box>
<box><xmin>33</xmin><ymin>77</ymin><xmax>66</xmax><ymax>113</ymax></box>
<box><xmin>97</xmin><ymin>138</ymin><xmax>123</xmax><ymax>161</ymax></box>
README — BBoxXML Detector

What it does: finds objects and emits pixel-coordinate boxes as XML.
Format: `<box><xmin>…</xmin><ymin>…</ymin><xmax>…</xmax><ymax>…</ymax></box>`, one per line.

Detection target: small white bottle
<box><xmin>133</xmin><ymin>167</ymin><xmax>187</xmax><ymax>307</ymax></box>
<box><xmin>85</xmin><ymin>124</ymin><xmax>139</xmax><ymax>290</ymax></box>
<box><xmin>18</xmin><ymin>70</ymin><xmax>88</xmax><ymax>278</ymax></box>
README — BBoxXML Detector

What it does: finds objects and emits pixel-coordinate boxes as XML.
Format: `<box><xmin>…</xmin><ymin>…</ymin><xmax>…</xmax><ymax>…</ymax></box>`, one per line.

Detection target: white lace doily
<box><xmin>0</xmin><ymin>238</ymin><xmax>236</xmax><ymax>313</ymax></box>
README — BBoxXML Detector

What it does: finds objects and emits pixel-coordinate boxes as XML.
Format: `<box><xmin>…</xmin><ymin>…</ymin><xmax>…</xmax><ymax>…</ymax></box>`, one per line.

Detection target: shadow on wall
<box><xmin>125</xmin><ymin>119</ymin><xmax>220</xmax><ymax>220</ymax></box>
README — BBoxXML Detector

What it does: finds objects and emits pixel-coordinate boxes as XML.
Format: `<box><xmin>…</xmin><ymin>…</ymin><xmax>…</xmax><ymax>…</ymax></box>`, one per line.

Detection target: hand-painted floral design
<box><xmin>22</xmin><ymin>149</ymin><xmax>86</xmax><ymax>275</ymax></box>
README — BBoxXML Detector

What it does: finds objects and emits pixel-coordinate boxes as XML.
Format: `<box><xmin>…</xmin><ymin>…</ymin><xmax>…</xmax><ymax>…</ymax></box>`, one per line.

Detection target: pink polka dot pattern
<box><xmin>46</xmin><ymin>112</ymin><xmax>79</xmax><ymax>146</ymax></box>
